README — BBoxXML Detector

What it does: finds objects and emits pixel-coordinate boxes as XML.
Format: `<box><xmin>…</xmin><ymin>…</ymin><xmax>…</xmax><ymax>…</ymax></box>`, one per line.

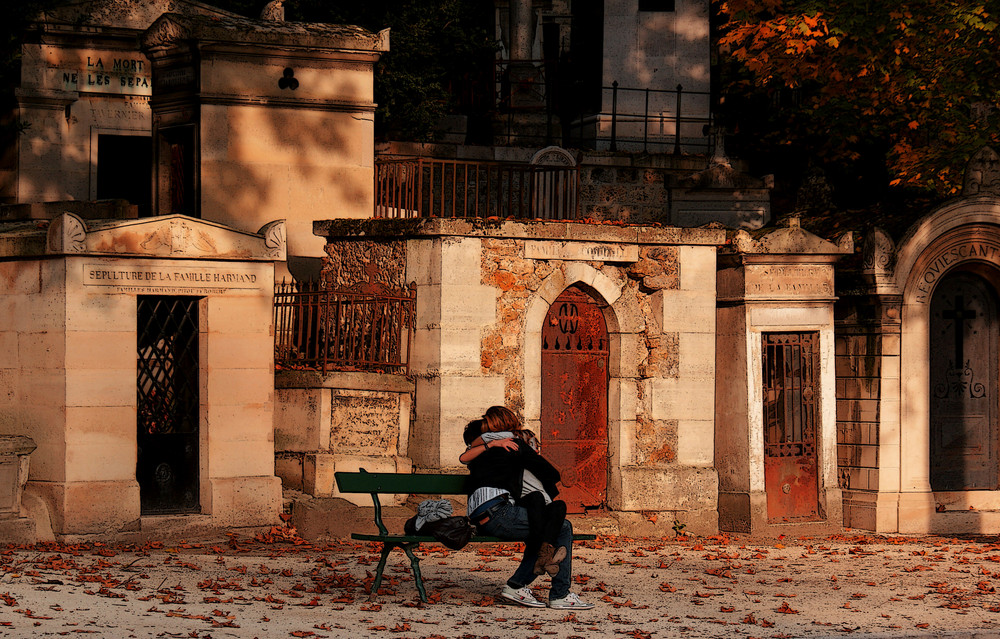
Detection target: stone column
<box><xmin>510</xmin><ymin>0</ymin><xmax>534</xmax><ymax>61</ymax></box>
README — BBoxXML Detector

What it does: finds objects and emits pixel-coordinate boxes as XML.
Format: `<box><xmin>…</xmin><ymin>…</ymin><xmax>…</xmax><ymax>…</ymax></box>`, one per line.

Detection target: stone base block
<box><xmin>0</xmin><ymin>517</ymin><xmax>36</xmax><ymax>544</ymax></box>
<box><xmin>921</xmin><ymin>510</ymin><xmax>1000</xmax><ymax>535</ymax></box>
<box><xmin>291</xmin><ymin>497</ymin><xmax>417</xmax><ymax>540</ymax></box>
<box><xmin>891</xmin><ymin>491</ymin><xmax>1000</xmax><ymax>535</ymax></box>
<box><xmin>613</xmin><ymin>465</ymin><xmax>718</xmax><ymax>512</ymax></box>
<box><xmin>612</xmin><ymin>466</ymin><xmax>718</xmax><ymax>535</ymax></box>
<box><xmin>718</xmin><ymin>491</ymin><xmax>752</xmax><ymax>533</ymax></box>
<box><xmin>275</xmin><ymin>455</ymin><xmax>304</xmax><ymax>491</ymax></box>
<box><xmin>843</xmin><ymin>490</ymin><xmax>880</xmax><ymax>531</ymax></box>
<box><xmin>20</xmin><ymin>488</ymin><xmax>54</xmax><ymax>542</ymax></box>
<box><xmin>613</xmin><ymin>509</ymin><xmax>716</xmax><ymax>537</ymax></box>
<box><xmin>719</xmin><ymin>488</ymin><xmax>844</xmax><ymax>538</ymax></box>
<box><xmin>27</xmin><ymin>479</ymin><xmax>140</xmax><ymax>536</ymax></box>
<box><xmin>304</xmin><ymin>454</ymin><xmax>413</xmax><ymax>506</ymax></box>
<box><xmin>208</xmin><ymin>476</ymin><xmax>282</xmax><ymax>527</ymax></box>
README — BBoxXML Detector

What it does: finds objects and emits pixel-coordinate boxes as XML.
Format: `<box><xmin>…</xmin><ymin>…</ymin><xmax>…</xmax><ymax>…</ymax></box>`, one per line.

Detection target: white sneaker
<box><xmin>500</xmin><ymin>585</ymin><xmax>545</xmax><ymax>608</ymax></box>
<box><xmin>547</xmin><ymin>592</ymin><xmax>594</xmax><ymax>610</ymax></box>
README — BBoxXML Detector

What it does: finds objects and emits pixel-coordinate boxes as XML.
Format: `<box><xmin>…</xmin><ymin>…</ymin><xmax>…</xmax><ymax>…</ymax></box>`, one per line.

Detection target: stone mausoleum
<box><xmin>4</xmin><ymin>0</ymin><xmax>1000</xmax><ymax>542</ymax></box>
<box><xmin>836</xmin><ymin>149</ymin><xmax>1000</xmax><ymax>535</ymax></box>
<box><xmin>0</xmin><ymin>209</ymin><xmax>284</xmax><ymax>538</ymax></box>
<box><xmin>0</xmin><ymin>0</ymin><xmax>386</xmax><ymax>539</ymax></box>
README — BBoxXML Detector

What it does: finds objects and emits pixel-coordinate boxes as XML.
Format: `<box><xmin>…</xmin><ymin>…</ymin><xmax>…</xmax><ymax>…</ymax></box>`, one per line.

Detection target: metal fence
<box><xmin>274</xmin><ymin>280</ymin><xmax>414</xmax><ymax>375</ymax></box>
<box><xmin>567</xmin><ymin>83</ymin><xmax>714</xmax><ymax>154</ymax></box>
<box><xmin>375</xmin><ymin>158</ymin><xmax>580</xmax><ymax>220</ymax></box>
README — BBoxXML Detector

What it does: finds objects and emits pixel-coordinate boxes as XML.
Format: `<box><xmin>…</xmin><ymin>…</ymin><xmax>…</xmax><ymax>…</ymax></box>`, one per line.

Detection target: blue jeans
<box><xmin>478</xmin><ymin>501</ymin><xmax>573</xmax><ymax>600</ymax></box>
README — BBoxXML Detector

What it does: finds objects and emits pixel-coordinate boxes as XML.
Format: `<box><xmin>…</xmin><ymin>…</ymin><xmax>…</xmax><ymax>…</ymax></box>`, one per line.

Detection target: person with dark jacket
<box><xmin>462</xmin><ymin>414</ymin><xmax>594</xmax><ymax>610</ymax></box>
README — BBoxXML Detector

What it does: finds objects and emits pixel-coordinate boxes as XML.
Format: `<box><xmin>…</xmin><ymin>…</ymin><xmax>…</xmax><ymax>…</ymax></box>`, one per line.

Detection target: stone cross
<box><xmin>942</xmin><ymin>295</ymin><xmax>976</xmax><ymax>369</ymax></box>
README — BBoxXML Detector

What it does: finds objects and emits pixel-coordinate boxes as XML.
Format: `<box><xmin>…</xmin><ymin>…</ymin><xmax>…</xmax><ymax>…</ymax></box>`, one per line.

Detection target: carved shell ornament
<box><xmin>861</xmin><ymin>227</ymin><xmax>895</xmax><ymax>274</ymax></box>
<box><xmin>258</xmin><ymin>220</ymin><xmax>287</xmax><ymax>259</ymax></box>
<box><xmin>142</xmin><ymin>17</ymin><xmax>189</xmax><ymax>50</ymax></box>
<box><xmin>47</xmin><ymin>213</ymin><xmax>87</xmax><ymax>254</ymax></box>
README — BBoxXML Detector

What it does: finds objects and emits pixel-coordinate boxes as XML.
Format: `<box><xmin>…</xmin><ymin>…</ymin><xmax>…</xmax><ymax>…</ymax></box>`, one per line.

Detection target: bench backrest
<box><xmin>334</xmin><ymin>470</ymin><xmax>470</xmax><ymax>536</ymax></box>
<box><xmin>335</xmin><ymin>470</ymin><xmax>468</xmax><ymax>496</ymax></box>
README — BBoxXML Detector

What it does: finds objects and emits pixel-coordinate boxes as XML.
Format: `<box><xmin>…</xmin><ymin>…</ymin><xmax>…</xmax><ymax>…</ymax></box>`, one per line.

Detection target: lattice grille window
<box><xmin>763</xmin><ymin>332</ymin><xmax>818</xmax><ymax>458</ymax></box>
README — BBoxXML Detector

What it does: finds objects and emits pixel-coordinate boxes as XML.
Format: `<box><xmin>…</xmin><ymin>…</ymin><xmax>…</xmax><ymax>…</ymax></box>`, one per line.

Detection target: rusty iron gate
<box><xmin>930</xmin><ymin>272</ymin><xmax>999</xmax><ymax>491</ymax></box>
<box><xmin>137</xmin><ymin>296</ymin><xmax>200</xmax><ymax>514</ymax></box>
<box><xmin>763</xmin><ymin>332</ymin><xmax>820</xmax><ymax>522</ymax></box>
<box><xmin>273</xmin><ymin>281</ymin><xmax>414</xmax><ymax>375</ymax></box>
<box><xmin>540</xmin><ymin>286</ymin><xmax>609</xmax><ymax>513</ymax></box>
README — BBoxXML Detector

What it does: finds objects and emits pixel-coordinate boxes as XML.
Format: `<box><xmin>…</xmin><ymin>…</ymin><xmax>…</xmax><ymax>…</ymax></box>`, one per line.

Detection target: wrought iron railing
<box><xmin>486</xmin><ymin>55</ymin><xmax>716</xmax><ymax>153</ymax></box>
<box><xmin>375</xmin><ymin>158</ymin><xmax>580</xmax><ymax>220</ymax></box>
<box><xmin>274</xmin><ymin>281</ymin><xmax>414</xmax><ymax>375</ymax></box>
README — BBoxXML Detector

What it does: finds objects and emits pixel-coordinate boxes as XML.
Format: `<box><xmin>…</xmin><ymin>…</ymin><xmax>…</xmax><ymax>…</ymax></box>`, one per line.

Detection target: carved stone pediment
<box><xmin>42</xmin><ymin>213</ymin><xmax>285</xmax><ymax>261</ymax></box>
<box><xmin>748</xmin><ymin>217</ymin><xmax>851</xmax><ymax>256</ymax></box>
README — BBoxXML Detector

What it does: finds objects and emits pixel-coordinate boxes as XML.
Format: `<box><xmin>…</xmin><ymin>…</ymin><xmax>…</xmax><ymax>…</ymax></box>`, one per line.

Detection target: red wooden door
<box><xmin>763</xmin><ymin>332</ymin><xmax>821</xmax><ymax>522</ymax></box>
<box><xmin>540</xmin><ymin>286</ymin><xmax>609</xmax><ymax>513</ymax></box>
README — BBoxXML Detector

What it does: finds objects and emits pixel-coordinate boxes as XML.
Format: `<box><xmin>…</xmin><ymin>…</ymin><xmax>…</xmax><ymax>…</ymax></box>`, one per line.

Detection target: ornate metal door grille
<box><xmin>137</xmin><ymin>296</ymin><xmax>200</xmax><ymax>514</ymax></box>
<box><xmin>763</xmin><ymin>332</ymin><xmax>820</xmax><ymax>522</ymax></box>
<box><xmin>541</xmin><ymin>285</ymin><xmax>609</xmax><ymax>513</ymax></box>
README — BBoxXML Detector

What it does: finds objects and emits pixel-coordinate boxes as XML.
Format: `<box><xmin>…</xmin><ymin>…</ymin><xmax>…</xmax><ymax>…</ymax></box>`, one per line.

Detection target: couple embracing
<box><xmin>461</xmin><ymin>406</ymin><xmax>593</xmax><ymax>610</ymax></box>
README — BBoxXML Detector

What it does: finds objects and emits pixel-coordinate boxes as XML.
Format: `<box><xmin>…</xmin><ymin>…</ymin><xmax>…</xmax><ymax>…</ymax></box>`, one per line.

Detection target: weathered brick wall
<box><xmin>836</xmin><ymin>300</ymin><xmax>888</xmax><ymax>531</ymax></box>
<box><xmin>322</xmin><ymin>239</ymin><xmax>407</xmax><ymax>290</ymax></box>
<box><xmin>480</xmin><ymin>239</ymin><xmax>683</xmax><ymax>468</ymax></box>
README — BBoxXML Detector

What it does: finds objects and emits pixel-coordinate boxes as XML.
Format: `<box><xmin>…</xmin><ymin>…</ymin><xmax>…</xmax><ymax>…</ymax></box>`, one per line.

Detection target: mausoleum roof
<box><xmin>37</xmin><ymin>0</ymin><xmax>241</xmax><ymax>32</ymax></box>
<box><xmin>142</xmin><ymin>12</ymin><xmax>388</xmax><ymax>52</ymax></box>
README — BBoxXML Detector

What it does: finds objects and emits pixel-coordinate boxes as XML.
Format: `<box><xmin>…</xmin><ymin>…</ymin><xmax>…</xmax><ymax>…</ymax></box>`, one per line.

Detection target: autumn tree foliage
<box><xmin>717</xmin><ymin>0</ymin><xmax>1000</xmax><ymax>200</ymax></box>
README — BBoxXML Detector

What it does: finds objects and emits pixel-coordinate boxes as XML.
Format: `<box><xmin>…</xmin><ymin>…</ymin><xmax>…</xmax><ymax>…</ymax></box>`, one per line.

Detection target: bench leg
<box><xmin>369</xmin><ymin>543</ymin><xmax>395</xmax><ymax>601</ymax></box>
<box><xmin>401</xmin><ymin>543</ymin><xmax>427</xmax><ymax>603</ymax></box>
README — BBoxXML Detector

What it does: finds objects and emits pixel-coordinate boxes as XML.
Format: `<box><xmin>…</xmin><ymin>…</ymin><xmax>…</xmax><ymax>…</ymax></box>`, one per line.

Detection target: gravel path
<box><xmin>1</xmin><ymin>526</ymin><xmax>1000</xmax><ymax>638</ymax></box>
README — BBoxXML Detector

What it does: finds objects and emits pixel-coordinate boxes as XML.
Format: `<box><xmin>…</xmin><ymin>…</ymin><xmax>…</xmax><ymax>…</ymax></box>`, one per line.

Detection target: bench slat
<box><xmin>335</xmin><ymin>471</ymin><xmax>468</xmax><ymax>495</ymax></box>
<box><xmin>352</xmin><ymin>533</ymin><xmax>597</xmax><ymax>543</ymax></box>
<box><xmin>352</xmin><ymin>533</ymin><xmax>504</xmax><ymax>543</ymax></box>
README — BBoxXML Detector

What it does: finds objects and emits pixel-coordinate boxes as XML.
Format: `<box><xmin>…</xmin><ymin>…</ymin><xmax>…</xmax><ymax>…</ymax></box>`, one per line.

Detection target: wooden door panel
<box><xmin>930</xmin><ymin>272</ymin><xmax>999</xmax><ymax>491</ymax></box>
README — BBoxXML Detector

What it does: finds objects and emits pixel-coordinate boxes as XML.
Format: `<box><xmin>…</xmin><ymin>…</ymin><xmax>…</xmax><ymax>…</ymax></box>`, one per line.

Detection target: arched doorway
<box><xmin>929</xmin><ymin>270</ymin><xmax>1000</xmax><ymax>491</ymax></box>
<box><xmin>540</xmin><ymin>284</ymin><xmax>609</xmax><ymax>512</ymax></box>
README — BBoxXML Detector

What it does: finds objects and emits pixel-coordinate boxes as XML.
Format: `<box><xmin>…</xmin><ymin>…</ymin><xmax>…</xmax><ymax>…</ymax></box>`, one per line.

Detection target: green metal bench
<box><xmin>334</xmin><ymin>469</ymin><xmax>596</xmax><ymax>603</ymax></box>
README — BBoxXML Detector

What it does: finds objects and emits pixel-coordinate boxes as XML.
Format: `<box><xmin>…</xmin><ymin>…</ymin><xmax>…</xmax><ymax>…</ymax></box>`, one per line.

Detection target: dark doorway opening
<box><xmin>137</xmin><ymin>296</ymin><xmax>201</xmax><ymax>514</ymax></box>
<box><xmin>569</xmin><ymin>0</ymin><xmax>604</xmax><ymax>116</ymax></box>
<box><xmin>97</xmin><ymin>134</ymin><xmax>152</xmax><ymax>217</ymax></box>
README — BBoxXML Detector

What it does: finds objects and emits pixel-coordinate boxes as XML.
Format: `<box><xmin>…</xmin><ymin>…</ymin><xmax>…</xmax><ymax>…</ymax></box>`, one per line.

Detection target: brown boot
<box><xmin>545</xmin><ymin>545</ymin><xmax>567</xmax><ymax>576</ymax></box>
<box><xmin>533</xmin><ymin>542</ymin><xmax>555</xmax><ymax>575</ymax></box>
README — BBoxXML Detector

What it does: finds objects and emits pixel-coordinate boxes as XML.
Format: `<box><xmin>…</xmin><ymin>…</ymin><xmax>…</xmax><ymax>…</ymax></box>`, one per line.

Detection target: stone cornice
<box><xmin>0</xmin><ymin>214</ymin><xmax>285</xmax><ymax>261</ymax></box>
<box><xmin>313</xmin><ymin>217</ymin><xmax>726</xmax><ymax>247</ymax></box>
